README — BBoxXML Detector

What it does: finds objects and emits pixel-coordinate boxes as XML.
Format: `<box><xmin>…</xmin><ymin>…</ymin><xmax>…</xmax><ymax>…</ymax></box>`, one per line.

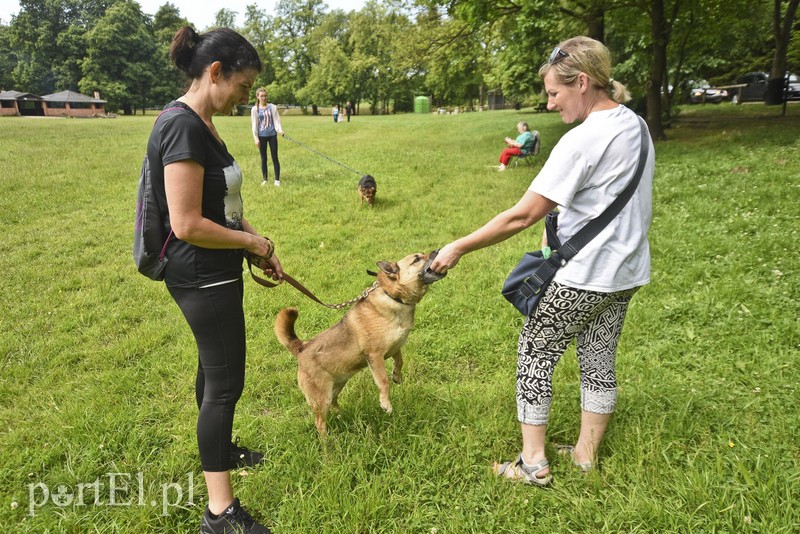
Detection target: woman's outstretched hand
<box><xmin>429</xmin><ymin>243</ymin><xmax>462</xmax><ymax>274</ymax></box>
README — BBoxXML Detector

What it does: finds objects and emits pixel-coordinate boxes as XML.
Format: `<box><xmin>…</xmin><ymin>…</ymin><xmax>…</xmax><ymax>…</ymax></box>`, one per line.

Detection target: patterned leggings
<box><xmin>516</xmin><ymin>281</ymin><xmax>639</xmax><ymax>426</ymax></box>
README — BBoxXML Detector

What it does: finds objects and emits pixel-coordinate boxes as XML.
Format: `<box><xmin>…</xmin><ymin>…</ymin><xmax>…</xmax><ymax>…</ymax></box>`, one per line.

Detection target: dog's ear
<box><xmin>376</xmin><ymin>261</ymin><xmax>399</xmax><ymax>278</ymax></box>
<box><xmin>366</xmin><ymin>269</ymin><xmax>378</xmax><ymax>277</ymax></box>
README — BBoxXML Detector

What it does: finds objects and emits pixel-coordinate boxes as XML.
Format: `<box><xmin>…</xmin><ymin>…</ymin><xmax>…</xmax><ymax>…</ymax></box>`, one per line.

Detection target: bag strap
<box><xmin>158</xmin><ymin>230</ymin><xmax>174</xmax><ymax>261</ymax></box>
<box><xmin>544</xmin><ymin>210</ymin><xmax>560</xmax><ymax>249</ymax></box>
<box><xmin>558</xmin><ymin>117</ymin><xmax>649</xmax><ymax>261</ymax></box>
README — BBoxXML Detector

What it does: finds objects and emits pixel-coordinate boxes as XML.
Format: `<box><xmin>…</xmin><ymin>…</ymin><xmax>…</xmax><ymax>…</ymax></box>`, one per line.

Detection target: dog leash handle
<box><xmin>247</xmin><ymin>260</ymin><xmax>376</xmax><ymax>310</ymax></box>
<box><xmin>246</xmin><ymin>262</ymin><xmax>318</xmax><ymax>300</ymax></box>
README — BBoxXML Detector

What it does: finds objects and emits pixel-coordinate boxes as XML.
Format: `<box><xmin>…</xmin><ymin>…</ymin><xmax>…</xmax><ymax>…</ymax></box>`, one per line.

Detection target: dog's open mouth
<box><xmin>421</xmin><ymin>249</ymin><xmax>446</xmax><ymax>283</ymax></box>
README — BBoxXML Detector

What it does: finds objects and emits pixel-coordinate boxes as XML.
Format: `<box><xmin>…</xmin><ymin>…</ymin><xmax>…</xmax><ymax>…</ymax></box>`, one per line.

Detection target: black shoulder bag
<box><xmin>501</xmin><ymin>117</ymin><xmax>649</xmax><ymax>316</ymax></box>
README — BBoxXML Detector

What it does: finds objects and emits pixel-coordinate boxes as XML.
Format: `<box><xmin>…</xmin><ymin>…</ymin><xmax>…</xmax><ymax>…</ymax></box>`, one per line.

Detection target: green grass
<box><xmin>1</xmin><ymin>102</ymin><xmax>798</xmax><ymax>532</ymax></box>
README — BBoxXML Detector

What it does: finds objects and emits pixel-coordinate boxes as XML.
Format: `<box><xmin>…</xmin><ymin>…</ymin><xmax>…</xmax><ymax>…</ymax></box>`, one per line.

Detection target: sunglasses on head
<box><xmin>548</xmin><ymin>47</ymin><xmax>570</xmax><ymax>64</ymax></box>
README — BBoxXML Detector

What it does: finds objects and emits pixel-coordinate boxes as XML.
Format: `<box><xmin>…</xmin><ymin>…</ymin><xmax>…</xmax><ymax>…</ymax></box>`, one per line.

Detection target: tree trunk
<box><xmin>766</xmin><ymin>0</ymin><xmax>799</xmax><ymax>105</ymax></box>
<box><xmin>647</xmin><ymin>0</ymin><xmax>668</xmax><ymax>140</ymax></box>
<box><xmin>585</xmin><ymin>7</ymin><xmax>605</xmax><ymax>42</ymax></box>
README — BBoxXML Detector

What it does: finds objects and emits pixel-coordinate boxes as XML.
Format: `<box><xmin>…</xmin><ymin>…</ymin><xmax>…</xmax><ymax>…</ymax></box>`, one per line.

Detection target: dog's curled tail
<box><xmin>275</xmin><ymin>307</ymin><xmax>304</xmax><ymax>356</ymax></box>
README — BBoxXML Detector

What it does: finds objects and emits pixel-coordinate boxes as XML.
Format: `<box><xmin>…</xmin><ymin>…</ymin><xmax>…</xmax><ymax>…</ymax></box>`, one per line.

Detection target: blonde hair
<box><xmin>255</xmin><ymin>87</ymin><xmax>267</xmax><ymax>97</ymax></box>
<box><xmin>538</xmin><ymin>36</ymin><xmax>631</xmax><ymax>104</ymax></box>
<box><xmin>517</xmin><ymin>121</ymin><xmax>530</xmax><ymax>131</ymax></box>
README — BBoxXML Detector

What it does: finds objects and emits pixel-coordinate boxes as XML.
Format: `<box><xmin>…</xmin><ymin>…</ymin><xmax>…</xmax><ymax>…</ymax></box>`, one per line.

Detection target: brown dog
<box><xmin>274</xmin><ymin>251</ymin><xmax>445</xmax><ymax>434</ymax></box>
<box><xmin>357</xmin><ymin>174</ymin><xmax>377</xmax><ymax>206</ymax></box>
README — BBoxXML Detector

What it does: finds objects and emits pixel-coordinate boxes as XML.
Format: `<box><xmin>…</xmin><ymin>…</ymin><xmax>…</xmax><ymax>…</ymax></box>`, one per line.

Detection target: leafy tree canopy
<box><xmin>2</xmin><ymin>0</ymin><xmax>796</xmax><ymax>125</ymax></box>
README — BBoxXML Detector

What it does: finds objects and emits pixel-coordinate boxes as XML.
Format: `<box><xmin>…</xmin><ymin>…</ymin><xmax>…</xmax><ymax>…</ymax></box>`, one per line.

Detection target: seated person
<box><xmin>498</xmin><ymin>121</ymin><xmax>535</xmax><ymax>171</ymax></box>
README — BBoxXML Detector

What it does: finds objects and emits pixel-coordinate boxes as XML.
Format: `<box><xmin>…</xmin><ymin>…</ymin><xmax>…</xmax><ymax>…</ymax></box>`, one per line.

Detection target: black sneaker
<box><xmin>200</xmin><ymin>498</ymin><xmax>271</xmax><ymax>534</ymax></box>
<box><xmin>231</xmin><ymin>438</ymin><xmax>264</xmax><ymax>468</ymax></box>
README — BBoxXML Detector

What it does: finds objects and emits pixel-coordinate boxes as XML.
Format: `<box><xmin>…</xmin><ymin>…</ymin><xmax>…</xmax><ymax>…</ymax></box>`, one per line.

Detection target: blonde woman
<box><xmin>250</xmin><ymin>88</ymin><xmax>284</xmax><ymax>186</ymax></box>
<box><xmin>430</xmin><ymin>36</ymin><xmax>654</xmax><ymax>486</ymax></box>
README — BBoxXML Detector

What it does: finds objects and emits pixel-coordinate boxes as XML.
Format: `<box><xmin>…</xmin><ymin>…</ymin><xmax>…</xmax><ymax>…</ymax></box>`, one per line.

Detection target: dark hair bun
<box><xmin>169</xmin><ymin>26</ymin><xmax>261</xmax><ymax>79</ymax></box>
<box><xmin>169</xmin><ymin>26</ymin><xmax>201</xmax><ymax>75</ymax></box>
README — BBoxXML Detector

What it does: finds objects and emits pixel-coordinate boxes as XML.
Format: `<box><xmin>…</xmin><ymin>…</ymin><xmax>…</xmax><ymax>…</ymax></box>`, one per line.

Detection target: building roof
<box><xmin>41</xmin><ymin>90</ymin><xmax>107</xmax><ymax>103</ymax></box>
<box><xmin>0</xmin><ymin>90</ymin><xmax>42</xmax><ymax>101</ymax></box>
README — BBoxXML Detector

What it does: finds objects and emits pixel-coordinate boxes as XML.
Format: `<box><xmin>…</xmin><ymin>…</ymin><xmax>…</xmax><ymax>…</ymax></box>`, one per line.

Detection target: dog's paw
<box><xmin>391</xmin><ymin>372</ymin><xmax>403</xmax><ymax>385</ymax></box>
<box><xmin>381</xmin><ymin>401</ymin><xmax>393</xmax><ymax>414</ymax></box>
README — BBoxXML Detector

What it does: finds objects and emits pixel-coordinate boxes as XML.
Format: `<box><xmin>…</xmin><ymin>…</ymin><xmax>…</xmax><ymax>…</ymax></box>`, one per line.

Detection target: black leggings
<box><xmin>168</xmin><ymin>279</ymin><xmax>246</xmax><ymax>472</ymax></box>
<box><xmin>258</xmin><ymin>134</ymin><xmax>280</xmax><ymax>181</ymax></box>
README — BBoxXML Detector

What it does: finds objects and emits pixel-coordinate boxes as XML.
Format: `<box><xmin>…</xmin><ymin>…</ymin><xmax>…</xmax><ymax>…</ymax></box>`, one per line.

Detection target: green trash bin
<box><xmin>414</xmin><ymin>96</ymin><xmax>430</xmax><ymax>114</ymax></box>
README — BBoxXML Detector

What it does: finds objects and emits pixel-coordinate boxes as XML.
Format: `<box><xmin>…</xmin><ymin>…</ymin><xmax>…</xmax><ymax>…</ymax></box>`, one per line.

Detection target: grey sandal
<box><xmin>556</xmin><ymin>444</ymin><xmax>593</xmax><ymax>473</ymax></box>
<box><xmin>494</xmin><ymin>453</ymin><xmax>553</xmax><ymax>487</ymax></box>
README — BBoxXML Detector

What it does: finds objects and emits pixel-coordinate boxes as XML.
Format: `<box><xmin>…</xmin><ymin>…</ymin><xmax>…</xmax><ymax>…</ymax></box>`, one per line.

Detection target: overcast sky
<box><xmin>1</xmin><ymin>0</ymin><xmax>367</xmax><ymax>28</ymax></box>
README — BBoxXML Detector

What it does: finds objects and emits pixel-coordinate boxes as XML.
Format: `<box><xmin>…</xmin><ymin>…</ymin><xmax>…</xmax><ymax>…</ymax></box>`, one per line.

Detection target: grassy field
<box><xmin>0</xmin><ymin>102</ymin><xmax>798</xmax><ymax>533</ymax></box>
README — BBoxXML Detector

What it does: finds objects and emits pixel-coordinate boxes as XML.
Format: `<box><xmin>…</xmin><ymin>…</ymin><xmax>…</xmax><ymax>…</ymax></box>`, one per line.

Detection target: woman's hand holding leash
<box><xmin>245</xmin><ymin>236</ymin><xmax>283</xmax><ymax>281</ymax></box>
<box><xmin>260</xmin><ymin>253</ymin><xmax>283</xmax><ymax>281</ymax></box>
<box><xmin>246</xmin><ymin>235</ymin><xmax>273</xmax><ymax>258</ymax></box>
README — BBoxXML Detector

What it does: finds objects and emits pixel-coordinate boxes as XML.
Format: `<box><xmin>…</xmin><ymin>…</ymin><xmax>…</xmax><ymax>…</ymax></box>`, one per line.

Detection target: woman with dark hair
<box><xmin>430</xmin><ymin>36</ymin><xmax>653</xmax><ymax>486</ymax></box>
<box><xmin>146</xmin><ymin>26</ymin><xmax>279</xmax><ymax>533</ymax></box>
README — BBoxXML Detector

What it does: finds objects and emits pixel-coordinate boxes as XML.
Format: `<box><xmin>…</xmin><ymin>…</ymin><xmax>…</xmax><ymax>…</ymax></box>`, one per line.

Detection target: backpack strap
<box><xmin>152</xmin><ymin>105</ymin><xmax>188</xmax><ymax>261</ymax></box>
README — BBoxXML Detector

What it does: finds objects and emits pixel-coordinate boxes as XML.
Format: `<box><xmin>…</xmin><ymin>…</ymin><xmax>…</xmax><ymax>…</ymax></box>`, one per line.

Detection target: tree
<box><xmin>297</xmin><ymin>36</ymin><xmax>351</xmax><ymax>106</ymax></box>
<box><xmin>766</xmin><ymin>0</ymin><xmax>800</xmax><ymax>103</ymax></box>
<box><xmin>438</xmin><ymin>0</ymin><xmax>672</xmax><ymax>137</ymax></box>
<box><xmin>4</xmin><ymin>0</ymin><xmax>793</xmax><ymax>117</ymax></box>
<box><xmin>150</xmin><ymin>3</ymin><xmax>191</xmax><ymax>107</ymax></box>
<box><xmin>9</xmin><ymin>0</ymin><xmax>113</xmax><ymax>94</ymax></box>
<box><xmin>241</xmin><ymin>4</ymin><xmax>272</xmax><ymax>51</ymax></box>
<box><xmin>270</xmin><ymin>0</ymin><xmax>327</xmax><ymax>108</ymax></box>
<box><xmin>560</xmin><ymin>0</ymin><xmax>610</xmax><ymax>41</ymax></box>
<box><xmin>419</xmin><ymin>17</ymin><xmax>484</xmax><ymax>108</ymax></box>
<box><xmin>0</xmin><ymin>23</ymin><xmax>16</xmax><ymax>90</ymax></box>
<box><xmin>425</xmin><ymin>0</ymin><xmax>560</xmax><ymax>107</ymax></box>
<box><xmin>153</xmin><ymin>2</ymin><xmax>190</xmax><ymax>39</ymax></box>
<box><xmin>347</xmin><ymin>1</ymin><xmax>413</xmax><ymax>113</ymax></box>
<box><xmin>484</xmin><ymin>3</ymin><xmax>561</xmax><ymax>106</ymax></box>
<box><xmin>52</xmin><ymin>23</ymin><xmax>87</xmax><ymax>91</ymax></box>
<box><xmin>642</xmin><ymin>0</ymin><xmax>670</xmax><ymax>140</ymax></box>
<box><xmin>213</xmin><ymin>8</ymin><xmax>237</xmax><ymax>30</ymax></box>
<box><xmin>80</xmin><ymin>0</ymin><xmax>156</xmax><ymax>113</ymax></box>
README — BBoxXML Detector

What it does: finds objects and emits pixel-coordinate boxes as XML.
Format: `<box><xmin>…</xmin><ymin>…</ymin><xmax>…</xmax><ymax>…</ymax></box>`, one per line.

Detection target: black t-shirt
<box><xmin>146</xmin><ymin>101</ymin><xmax>245</xmax><ymax>288</ymax></box>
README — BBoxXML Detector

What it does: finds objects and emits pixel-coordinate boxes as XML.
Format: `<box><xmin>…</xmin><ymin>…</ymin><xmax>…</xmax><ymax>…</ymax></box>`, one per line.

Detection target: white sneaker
<box><xmin>261</xmin><ymin>180</ymin><xmax>267</xmax><ymax>186</ymax></box>
<box><xmin>274</xmin><ymin>180</ymin><xmax>281</xmax><ymax>187</ymax></box>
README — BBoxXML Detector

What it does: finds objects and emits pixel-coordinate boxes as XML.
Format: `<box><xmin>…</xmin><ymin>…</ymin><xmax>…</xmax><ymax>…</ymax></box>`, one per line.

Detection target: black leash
<box><xmin>282</xmin><ymin>133</ymin><xmax>365</xmax><ymax>177</ymax></box>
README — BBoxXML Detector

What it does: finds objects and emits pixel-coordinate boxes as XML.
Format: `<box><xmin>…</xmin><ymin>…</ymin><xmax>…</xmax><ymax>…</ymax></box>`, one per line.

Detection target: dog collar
<box><xmin>382</xmin><ymin>290</ymin><xmax>409</xmax><ymax>306</ymax></box>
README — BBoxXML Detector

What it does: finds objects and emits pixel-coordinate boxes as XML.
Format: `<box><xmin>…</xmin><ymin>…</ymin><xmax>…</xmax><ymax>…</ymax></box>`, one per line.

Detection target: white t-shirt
<box><xmin>529</xmin><ymin>105</ymin><xmax>654</xmax><ymax>292</ymax></box>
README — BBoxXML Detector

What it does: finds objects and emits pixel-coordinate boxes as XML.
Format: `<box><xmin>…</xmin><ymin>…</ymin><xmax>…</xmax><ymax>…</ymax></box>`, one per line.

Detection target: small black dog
<box><xmin>358</xmin><ymin>174</ymin><xmax>377</xmax><ymax>207</ymax></box>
